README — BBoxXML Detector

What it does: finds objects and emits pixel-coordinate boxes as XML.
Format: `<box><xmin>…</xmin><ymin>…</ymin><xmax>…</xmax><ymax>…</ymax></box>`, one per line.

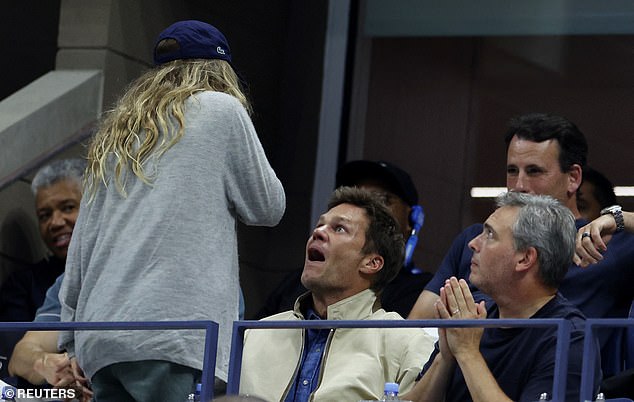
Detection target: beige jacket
<box><xmin>240</xmin><ymin>289</ymin><xmax>435</xmax><ymax>401</ymax></box>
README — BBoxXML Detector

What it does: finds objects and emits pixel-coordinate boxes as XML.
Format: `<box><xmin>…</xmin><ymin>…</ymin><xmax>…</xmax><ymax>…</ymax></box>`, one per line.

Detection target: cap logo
<box><xmin>217</xmin><ymin>46</ymin><xmax>226</xmax><ymax>55</ymax></box>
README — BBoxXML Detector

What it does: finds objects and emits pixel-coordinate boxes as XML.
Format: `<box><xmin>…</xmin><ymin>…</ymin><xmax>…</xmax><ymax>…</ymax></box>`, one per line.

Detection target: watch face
<box><xmin>601</xmin><ymin>205</ymin><xmax>622</xmax><ymax>215</ymax></box>
<box><xmin>600</xmin><ymin>205</ymin><xmax>625</xmax><ymax>231</ymax></box>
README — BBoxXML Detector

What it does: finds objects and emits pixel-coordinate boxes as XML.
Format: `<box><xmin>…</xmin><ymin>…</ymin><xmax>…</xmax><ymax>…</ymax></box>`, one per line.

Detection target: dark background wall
<box><xmin>0</xmin><ymin>1</ymin><xmax>61</xmax><ymax>101</ymax></box>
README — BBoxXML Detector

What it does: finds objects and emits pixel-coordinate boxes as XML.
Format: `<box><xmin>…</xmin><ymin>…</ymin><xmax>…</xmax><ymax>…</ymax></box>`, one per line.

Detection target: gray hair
<box><xmin>496</xmin><ymin>192</ymin><xmax>576</xmax><ymax>288</ymax></box>
<box><xmin>31</xmin><ymin>158</ymin><xmax>86</xmax><ymax>195</ymax></box>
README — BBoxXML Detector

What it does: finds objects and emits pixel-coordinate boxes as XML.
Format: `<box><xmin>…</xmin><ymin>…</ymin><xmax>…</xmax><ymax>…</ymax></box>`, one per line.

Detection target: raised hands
<box><xmin>434</xmin><ymin>277</ymin><xmax>487</xmax><ymax>360</ymax></box>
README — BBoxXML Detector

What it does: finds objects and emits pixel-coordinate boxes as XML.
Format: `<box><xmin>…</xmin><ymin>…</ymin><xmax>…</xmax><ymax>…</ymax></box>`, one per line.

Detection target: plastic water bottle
<box><xmin>381</xmin><ymin>382</ymin><xmax>400</xmax><ymax>401</ymax></box>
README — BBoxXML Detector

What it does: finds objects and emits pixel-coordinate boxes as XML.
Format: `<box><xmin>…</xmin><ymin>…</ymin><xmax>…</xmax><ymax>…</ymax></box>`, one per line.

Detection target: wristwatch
<box><xmin>600</xmin><ymin>205</ymin><xmax>625</xmax><ymax>232</ymax></box>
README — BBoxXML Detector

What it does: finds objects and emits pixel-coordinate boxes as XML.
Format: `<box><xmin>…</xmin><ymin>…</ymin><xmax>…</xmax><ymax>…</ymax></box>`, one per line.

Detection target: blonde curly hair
<box><xmin>85</xmin><ymin>58</ymin><xmax>251</xmax><ymax>199</ymax></box>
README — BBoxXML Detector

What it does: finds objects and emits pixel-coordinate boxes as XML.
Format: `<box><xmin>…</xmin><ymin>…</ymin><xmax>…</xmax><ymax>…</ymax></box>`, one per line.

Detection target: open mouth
<box><xmin>307</xmin><ymin>247</ymin><xmax>325</xmax><ymax>262</ymax></box>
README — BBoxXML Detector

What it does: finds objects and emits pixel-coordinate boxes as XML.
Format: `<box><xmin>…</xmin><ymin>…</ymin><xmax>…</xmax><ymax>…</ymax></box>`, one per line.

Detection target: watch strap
<box><xmin>601</xmin><ymin>205</ymin><xmax>625</xmax><ymax>232</ymax></box>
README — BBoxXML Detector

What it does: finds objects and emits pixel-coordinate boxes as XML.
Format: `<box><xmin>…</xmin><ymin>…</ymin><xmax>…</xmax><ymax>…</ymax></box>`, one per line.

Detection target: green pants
<box><xmin>91</xmin><ymin>360</ymin><xmax>200</xmax><ymax>402</ymax></box>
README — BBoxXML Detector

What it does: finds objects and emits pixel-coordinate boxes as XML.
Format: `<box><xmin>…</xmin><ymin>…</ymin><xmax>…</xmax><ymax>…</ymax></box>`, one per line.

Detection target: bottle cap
<box><xmin>384</xmin><ymin>382</ymin><xmax>399</xmax><ymax>393</ymax></box>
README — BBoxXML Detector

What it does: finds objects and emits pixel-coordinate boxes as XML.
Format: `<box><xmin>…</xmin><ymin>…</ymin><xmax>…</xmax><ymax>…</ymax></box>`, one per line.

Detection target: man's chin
<box><xmin>300</xmin><ymin>275</ymin><xmax>315</xmax><ymax>290</ymax></box>
<box><xmin>50</xmin><ymin>249</ymin><xmax>68</xmax><ymax>261</ymax></box>
<box><xmin>467</xmin><ymin>272</ymin><xmax>478</xmax><ymax>287</ymax></box>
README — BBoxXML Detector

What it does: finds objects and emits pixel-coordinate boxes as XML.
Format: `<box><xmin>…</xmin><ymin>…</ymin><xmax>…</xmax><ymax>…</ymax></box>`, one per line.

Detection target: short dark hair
<box><xmin>581</xmin><ymin>166</ymin><xmax>617</xmax><ymax>208</ymax></box>
<box><xmin>504</xmin><ymin>113</ymin><xmax>588</xmax><ymax>172</ymax></box>
<box><xmin>327</xmin><ymin>186</ymin><xmax>404</xmax><ymax>292</ymax></box>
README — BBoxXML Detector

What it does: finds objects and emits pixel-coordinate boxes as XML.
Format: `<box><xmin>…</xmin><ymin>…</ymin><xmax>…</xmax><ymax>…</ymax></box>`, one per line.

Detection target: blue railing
<box><xmin>3</xmin><ymin>316</ymin><xmax>630</xmax><ymax>401</ymax></box>
<box><xmin>0</xmin><ymin>320</ymin><xmax>218</xmax><ymax>401</ymax></box>
<box><xmin>580</xmin><ymin>318</ymin><xmax>634</xmax><ymax>402</ymax></box>
<box><xmin>227</xmin><ymin>318</ymin><xmax>572</xmax><ymax>401</ymax></box>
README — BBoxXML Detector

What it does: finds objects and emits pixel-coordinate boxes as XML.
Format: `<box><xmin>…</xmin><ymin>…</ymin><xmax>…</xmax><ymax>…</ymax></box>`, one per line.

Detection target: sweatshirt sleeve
<box><xmin>57</xmin><ymin>205</ymin><xmax>87</xmax><ymax>356</ymax></box>
<box><xmin>223</xmin><ymin>99</ymin><xmax>286</xmax><ymax>226</ymax></box>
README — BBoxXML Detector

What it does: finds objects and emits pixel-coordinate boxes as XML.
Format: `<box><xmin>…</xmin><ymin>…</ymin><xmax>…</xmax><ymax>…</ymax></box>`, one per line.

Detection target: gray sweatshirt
<box><xmin>59</xmin><ymin>91</ymin><xmax>285</xmax><ymax>381</ymax></box>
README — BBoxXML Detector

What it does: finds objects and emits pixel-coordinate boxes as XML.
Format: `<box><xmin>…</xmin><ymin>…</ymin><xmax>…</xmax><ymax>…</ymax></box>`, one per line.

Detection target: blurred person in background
<box><xmin>577</xmin><ymin>166</ymin><xmax>617</xmax><ymax>221</ymax></box>
<box><xmin>0</xmin><ymin>158</ymin><xmax>84</xmax><ymax>383</ymax></box>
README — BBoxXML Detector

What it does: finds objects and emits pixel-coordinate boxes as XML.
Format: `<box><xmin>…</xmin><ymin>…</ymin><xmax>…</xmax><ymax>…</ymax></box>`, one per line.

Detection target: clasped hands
<box><xmin>34</xmin><ymin>352</ymin><xmax>93</xmax><ymax>402</ymax></box>
<box><xmin>434</xmin><ymin>277</ymin><xmax>487</xmax><ymax>362</ymax></box>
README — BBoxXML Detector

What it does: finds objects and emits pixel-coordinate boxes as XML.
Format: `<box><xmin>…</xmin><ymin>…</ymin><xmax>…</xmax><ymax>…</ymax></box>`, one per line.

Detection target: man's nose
<box><xmin>312</xmin><ymin>225</ymin><xmax>327</xmax><ymax>240</ymax></box>
<box><xmin>468</xmin><ymin>234</ymin><xmax>480</xmax><ymax>252</ymax></box>
<box><xmin>50</xmin><ymin>210</ymin><xmax>65</xmax><ymax>228</ymax></box>
<box><xmin>512</xmin><ymin>171</ymin><xmax>531</xmax><ymax>193</ymax></box>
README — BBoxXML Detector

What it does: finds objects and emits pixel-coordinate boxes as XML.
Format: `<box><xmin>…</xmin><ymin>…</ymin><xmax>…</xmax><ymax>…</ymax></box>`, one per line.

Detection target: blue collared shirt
<box><xmin>284</xmin><ymin>308</ymin><xmax>330</xmax><ymax>402</ymax></box>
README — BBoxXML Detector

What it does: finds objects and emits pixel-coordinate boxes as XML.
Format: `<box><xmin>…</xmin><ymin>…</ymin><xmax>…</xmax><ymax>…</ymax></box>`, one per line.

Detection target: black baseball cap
<box><xmin>336</xmin><ymin>160</ymin><xmax>419</xmax><ymax>206</ymax></box>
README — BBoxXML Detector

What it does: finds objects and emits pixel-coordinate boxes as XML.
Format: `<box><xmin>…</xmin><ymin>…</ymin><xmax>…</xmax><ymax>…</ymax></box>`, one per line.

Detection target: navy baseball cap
<box><xmin>336</xmin><ymin>160</ymin><xmax>419</xmax><ymax>206</ymax></box>
<box><xmin>153</xmin><ymin>20</ymin><xmax>232</xmax><ymax>66</ymax></box>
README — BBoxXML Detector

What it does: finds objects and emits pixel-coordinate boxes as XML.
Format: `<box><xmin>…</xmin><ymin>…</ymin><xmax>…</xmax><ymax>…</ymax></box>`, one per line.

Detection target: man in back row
<box><xmin>403</xmin><ymin>192</ymin><xmax>600</xmax><ymax>401</ymax></box>
<box><xmin>241</xmin><ymin>187</ymin><xmax>435</xmax><ymax>401</ymax></box>
<box><xmin>408</xmin><ymin>112</ymin><xmax>634</xmax><ymax>374</ymax></box>
<box><xmin>577</xmin><ymin>166</ymin><xmax>618</xmax><ymax>221</ymax></box>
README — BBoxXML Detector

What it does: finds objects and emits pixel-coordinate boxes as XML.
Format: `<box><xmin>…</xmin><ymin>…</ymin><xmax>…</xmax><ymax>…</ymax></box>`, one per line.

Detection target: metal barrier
<box><xmin>580</xmin><ymin>318</ymin><xmax>634</xmax><ymax>402</ymax></box>
<box><xmin>0</xmin><ymin>320</ymin><xmax>218</xmax><ymax>401</ymax></box>
<box><xmin>227</xmin><ymin>318</ymin><xmax>572</xmax><ymax>401</ymax></box>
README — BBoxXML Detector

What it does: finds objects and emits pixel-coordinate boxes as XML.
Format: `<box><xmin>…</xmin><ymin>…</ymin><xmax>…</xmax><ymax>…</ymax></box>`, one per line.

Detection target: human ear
<box><xmin>360</xmin><ymin>254</ymin><xmax>384</xmax><ymax>274</ymax></box>
<box><xmin>515</xmin><ymin>246</ymin><xmax>538</xmax><ymax>273</ymax></box>
<box><xmin>568</xmin><ymin>164</ymin><xmax>583</xmax><ymax>194</ymax></box>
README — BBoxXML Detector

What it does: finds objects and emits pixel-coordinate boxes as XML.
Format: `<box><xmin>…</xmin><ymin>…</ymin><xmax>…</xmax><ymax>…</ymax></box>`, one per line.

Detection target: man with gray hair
<box><xmin>0</xmin><ymin>158</ymin><xmax>84</xmax><ymax>323</ymax></box>
<box><xmin>0</xmin><ymin>158</ymin><xmax>86</xmax><ymax>391</ymax></box>
<box><xmin>403</xmin><ymin>192</ymin><xmax>600</xmax><ymax>402</ymax></box>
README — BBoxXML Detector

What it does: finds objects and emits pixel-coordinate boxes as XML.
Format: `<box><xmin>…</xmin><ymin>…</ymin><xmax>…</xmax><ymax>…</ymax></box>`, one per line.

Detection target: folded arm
<box><xmin>574</xmin><ymin>210</ymin><xmax>634</xmax><ymax>266</ymax></box>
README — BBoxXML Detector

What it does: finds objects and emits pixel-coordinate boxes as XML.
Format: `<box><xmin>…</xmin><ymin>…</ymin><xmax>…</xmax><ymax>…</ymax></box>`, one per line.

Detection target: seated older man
<box><xmin>403</xmin><ymin>192</ymin><xmax>601</xmax><ymax>402</ymax></box>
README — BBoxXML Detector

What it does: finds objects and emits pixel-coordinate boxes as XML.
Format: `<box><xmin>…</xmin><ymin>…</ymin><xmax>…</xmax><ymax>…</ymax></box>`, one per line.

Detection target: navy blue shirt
<box><xmin>0</xmin><ymin>256</ymin><xmax>65</xmax><ymax>322</ymax></box>
<box><xmin>419</xmin><ymin>293</ymin><xmax>601</xmax><ymax>402</ymax></box>
<box><xmin>284</xmin><ymin>309</ymin><xmax>329</xmax><ymax>402</ymax></box>
<box><xmin>425</xmin><ymin>220</ymin><xmax>634</xmax><ymax>374</ymax></box>
<box><xmin>0</xmin><ymin>257</ymin><xmax>65</xmax><ymax>380</ymax></box>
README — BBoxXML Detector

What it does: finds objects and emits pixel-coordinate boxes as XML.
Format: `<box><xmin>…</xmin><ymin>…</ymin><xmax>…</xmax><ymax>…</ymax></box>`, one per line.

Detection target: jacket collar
<box><xmin>293</xmin><ymin>289</ymin><xmax>381</xmax><ymax>320</ymax></box>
